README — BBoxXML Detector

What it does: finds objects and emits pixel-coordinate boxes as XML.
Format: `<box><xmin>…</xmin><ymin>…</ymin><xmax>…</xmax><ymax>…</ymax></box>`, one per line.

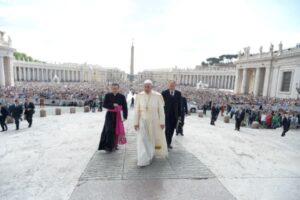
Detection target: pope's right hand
<box><xmin>113</xmin><ymin>103</ymin><xmax>118</xmax><ymax>107</ymax></box>
<box><xmin>134</xmin><ymin>125</ymin><xmax>139</xmax><ymax>131</ymax></box>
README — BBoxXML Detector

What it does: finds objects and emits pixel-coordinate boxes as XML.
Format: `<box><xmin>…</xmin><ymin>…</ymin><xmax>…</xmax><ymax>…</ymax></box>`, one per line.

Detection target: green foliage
<box><xmin>201</xmin><ymin>61</ymin><xmax>208</xmax><ymax>66</ymax></box>
<box><xmin>13</xmin><ymin>52</ymin><xmax>44</xmax><ymax>63</ymax></box>
<box><xmin>219</xmin><ymin>54</ymin><xmax>238</xmax><ymax>61</ymax></box>
<box><xmin>203</xmin><ymin>54</ymin><xmax>238</xmax><ymax>66</ymax></box>
<box><xmin>206</xmin><ymin>57</ymin><xmax>221</xmax><ymax>65</ymax></box>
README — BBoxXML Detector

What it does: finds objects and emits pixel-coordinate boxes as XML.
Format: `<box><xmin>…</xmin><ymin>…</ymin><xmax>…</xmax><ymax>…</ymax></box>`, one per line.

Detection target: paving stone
<box><xmin>78</xmin><ymin>130</ymin><xmax>215</xmax><ymax>182</ymax></box>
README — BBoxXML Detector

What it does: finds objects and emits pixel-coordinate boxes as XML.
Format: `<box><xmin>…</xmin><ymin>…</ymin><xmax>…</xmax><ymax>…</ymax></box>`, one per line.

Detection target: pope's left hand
<box><xmin>160</xmin><ymin>125</ymin><xmax>165</xmax><ymax>129</ymax></box>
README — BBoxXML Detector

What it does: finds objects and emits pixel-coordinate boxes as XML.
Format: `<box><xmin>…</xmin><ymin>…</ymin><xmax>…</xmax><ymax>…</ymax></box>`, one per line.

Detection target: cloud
<box><xmin>0</xmin><ymin>0</ymin><xmax>299</xmax><ymax>72</ymax></box>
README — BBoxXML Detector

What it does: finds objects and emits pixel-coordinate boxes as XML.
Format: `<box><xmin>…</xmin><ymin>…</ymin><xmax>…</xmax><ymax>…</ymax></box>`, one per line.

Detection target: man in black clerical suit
<box><xmin>162</xmin><ymin>80</ymin><xmax>182</xmax><ymax>149</ymax></box>
<box><xmin>24</xmin><ymin>98</ymin><xmax>35</xmax><ymax>128</ymax></box>
<box><xmin>210</xmin><ymin>103</ymin><xmax>219</xmax><ymax>126</ymax></box>
<box><xmin>98</xmin><ymin>83</ymin><xmax>128</xmax><ymax>152</ymax></box>
<box><xmin>0</xmin><ymin>103</ymin><xmax>9</xmax><ymax>132</ymax></box>
<box><xmin>9</xmin><ymin>99</ymin><xmax>23</xmax><ymax>130</ymax></box>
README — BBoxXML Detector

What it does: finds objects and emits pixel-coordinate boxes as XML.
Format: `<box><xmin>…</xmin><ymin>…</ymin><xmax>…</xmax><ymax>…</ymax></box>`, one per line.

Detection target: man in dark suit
<box><xmin>24</xmin><ymin>98</ymin><xmax>35</xmax><ymax>128</ymax></box>
<box><xmin>235</xmin><ymin>107</ymin><xmax>245</xmax><ymax>131</ymax></box>
<box><xmin>176</xmin><ymin>96</ymin><xmax>188</xmax><ymax>136</ymax></box>
<box><xmin>210</xmin><ymin>103</ymin><xmax>218</xmax><ymax>125</ymax></box>
<box><xmin>162</xmin><ymin>80</ymin><xmax>182</xmax><ymax>149</ymax></box>
<box><xmin>9</xmin><ymin>99</ymin><xmax>23</xmax><ymax>130</ymax></box>
<box><xmin>0</xmin><ymin>103</ymin><xmax>9</xmax><ymax>132</ymax></box>
<box><xmin>281</xmin><ymin>113</ymin><xmax>291</xmax><ymax>137</ymax></box>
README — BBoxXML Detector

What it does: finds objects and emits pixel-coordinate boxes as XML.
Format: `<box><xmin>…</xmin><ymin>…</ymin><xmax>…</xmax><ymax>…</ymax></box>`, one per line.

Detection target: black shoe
<box><xmin>28</xmin><ymin>124</ymin><xmax>32</xmax><ymax>128</ymax></box>
<box><xmin>168</xmin><ymin>145</ymin><xmax>173</xmax><ymax>149</ymax></box>
<box><xmin>105</xmin><ymin>148</ymin><xmax>112</xmax><ymax>153</ymax></box>
<box><xmin>281</xmin><ymin>134</ymin><xmax>285</xmax><ymax>137</ymax></box>
<box><xmin>180</xmin><ymin>133</ymin><xmax>184</xmax><ymax>136</ymax></box>
<box><xmin>176</xmin><ymin>133</ymin><xmax>179</xmax><ymax>136</ymax></box>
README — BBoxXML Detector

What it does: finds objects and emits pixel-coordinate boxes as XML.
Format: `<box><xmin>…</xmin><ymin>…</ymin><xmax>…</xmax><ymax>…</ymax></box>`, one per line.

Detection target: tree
<box><xmin>218</xmin><ymin>54</ymin><xmax>238</xmax><ymax>63</ymax></box>
<box><xmin>13</xmin><ymin>51</ymin><xmax>45</xmax><ymax>63</ymax></box>
<box><xmin>201</xmin><ymin>61</ymin><xmax>208</xmax><ymax>66</ymax></box>
<box><xmin>206</xmin><ymin>57</ymin><xmax>220</xmax><ymax>65</ymax></box>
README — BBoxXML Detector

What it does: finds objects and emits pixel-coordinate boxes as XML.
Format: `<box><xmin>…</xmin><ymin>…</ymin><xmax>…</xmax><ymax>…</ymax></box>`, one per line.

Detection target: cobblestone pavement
<box><xmin>69</xmin><ymin>112</ymin><xmax>236</xmax><ymax>200</ymax></box>
<box><xmin>79</xmin><ymin>133</ymin><xmax>215</xmax><ymax>181</ymax></box>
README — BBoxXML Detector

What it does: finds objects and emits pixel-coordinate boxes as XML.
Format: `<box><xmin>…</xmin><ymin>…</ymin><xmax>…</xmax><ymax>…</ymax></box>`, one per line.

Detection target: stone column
<box><xmin>233</xmin><ymin>76</ymin><xmax>236</xmax><ymax>89</ymax></box>
<box><xmin>253</xmin><ymin>68</ymin><xmax>261</xmax><ymax>96</ymax></box>
<box><xmin>63</xmin><ymin>70</ymin><xmax>66</xmax><ymax>81</ymax></box>
<box><xmin>0</xmin><ymin>56</ymin><xmax>5</xmax><ymax>87</ymax></box>
<box><xmin>45</xmin><ymin>69</ymin><xmax>48</xmax><ymax>81</ymax></box>
<box><xmin>226</xmin><ymin>76</ymin><xmax>230</xmax><ymax>89</ymax></box>
<box><xmin>234</xmin><ymin>69</ymin><xmax>241</xmax><ymax>93</ymax></box>
<box><xmin>23</xmin><ymin>68</ymin><xmax>27</xmax><ymax>81</ymax></box>
<box><xmin>215</xmin><ymin>76</ymin><xmax>217</xmax><ymax>88</ymax></box>
<box><xmin>32</xmin><ymin>68</ymin><xmax>35</xmax><ymax>81</ymax></box>
<box><xmin>41</xmin><ymin>69</ymin><xmax>44</xmax><ymax>81</ymax></box>
<box><xmin>18</xmin><ymin>67</ymin><xmax>21</xmax><ymax>81</ymax></box>
<box><xmin>241</xmin><ymin>68</ymin><xmax>248</xmax><ymax>94</ymax></box>
<box><xmin>21</xmin><ymin>67</ymin><xmax>24</xmax><ymax>81</ymax></box>
<box><xmin>68</xmin><ymin>71</ymin><xmax>71</xmax><ymax>82</ymax></box>
<box><xmin>14</xmin><ymin>66</ymin><xmax>17</xmax><ymax>82</ymax></box>
<box><xmin>38</xmin><ymin>68</ymin><xmax>40</xmax><ymax>81</ymax></box>
<box><xmin>227</xmin><ymin>76</ymin><xmax>230</xmax><ymax>89</ymax></box>
<box><xmin>36</xmin><ymin>68</ymin><xmax>38</xmax><ymax>81</ymax></box>
<box><xmin>27</xmin><ymin>68</ymin><xmax>31</xmax><ymax>81</ymax></box>
<box><xmin>35</xmin><ymin>68</ymin><xmax>38</xmax><ymax>81</ymax></box>
<box><xmin>263</xmin><ymin>67</ymin><xmax>271</xmax><ymax>97</ymax></box>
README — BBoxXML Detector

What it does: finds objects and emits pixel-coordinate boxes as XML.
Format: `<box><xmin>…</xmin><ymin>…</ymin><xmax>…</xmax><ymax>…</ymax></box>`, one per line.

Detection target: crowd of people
<box><xmin>0</xmin><ymin>82</ymin><xmax>111</xmax><ymax>103</ymax></box>
<box><xmin>0</xmin><ymin>98</ymin><xmax>35</xmax><ymax>132</ymax></box>
<box><xmin>1</xmin><ymin>81</ymin><xmax>299</xmax><ymax>110</ymax></box>
<box><xmin>206</xmin><ymin>103</ymin><xmax>299</xmax><ymax>136</ymax></box>
<box><xmin>0</xmin><ymin>81</ymin><xmax>299</xmax><ymax>134</ymax></box>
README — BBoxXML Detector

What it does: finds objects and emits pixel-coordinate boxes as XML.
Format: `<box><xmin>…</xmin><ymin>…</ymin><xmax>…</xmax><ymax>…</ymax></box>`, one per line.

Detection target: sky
<box><xmin>0</xmin><ymin>0</ymin><xmax>300</xmax><ymax>73</ymax></box>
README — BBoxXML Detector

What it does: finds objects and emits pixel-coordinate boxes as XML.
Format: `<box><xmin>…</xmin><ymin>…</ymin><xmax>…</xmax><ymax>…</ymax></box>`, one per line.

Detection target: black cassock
<box><xmin>98</xmin><ymin>93</ymin><xmax>128</xmax><ymax>151</ymax></box>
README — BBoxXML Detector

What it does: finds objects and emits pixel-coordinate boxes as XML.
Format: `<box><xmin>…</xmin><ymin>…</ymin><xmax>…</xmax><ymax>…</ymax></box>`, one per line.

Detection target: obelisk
<box><xmin>130</xmin><ymin>41</ymin><xmax>134</xmax><ymax>84</ymax></box>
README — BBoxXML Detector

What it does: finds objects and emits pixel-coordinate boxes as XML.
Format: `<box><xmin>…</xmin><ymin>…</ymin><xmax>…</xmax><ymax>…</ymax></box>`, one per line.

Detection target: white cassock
<box><xmin>134</xmin><ymin>90</ymin><xmax>168</xmax><ymax>166</ymax></box>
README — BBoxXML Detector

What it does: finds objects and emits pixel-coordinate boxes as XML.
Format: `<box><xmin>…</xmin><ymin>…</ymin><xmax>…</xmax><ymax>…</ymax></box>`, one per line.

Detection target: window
<box><xmin>280</xmin><ymin>71</ymin><xmax>292</xmax><ymax>92</ymax></box>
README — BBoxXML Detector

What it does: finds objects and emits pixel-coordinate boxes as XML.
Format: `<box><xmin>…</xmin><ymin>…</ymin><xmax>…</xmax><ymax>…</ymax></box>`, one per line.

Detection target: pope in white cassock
<box><xmin>134</xmin><ymin>80</ymin><xmax>168</xmax><ymax>167</ymax></box>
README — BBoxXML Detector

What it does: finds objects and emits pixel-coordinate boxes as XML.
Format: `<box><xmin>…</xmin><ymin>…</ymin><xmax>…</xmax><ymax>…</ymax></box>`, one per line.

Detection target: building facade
<box><xmin>138</xmin><ymin>43</ymin><xmax>300</xmax><ymax>98</ymax></box>
<box><xmin>235</xmin><ymin>43</ymin><xmax>300</xmax><ymax>98</ymax></box>
<box><xmin>13</xmin><ymin>61</ymin><xmax>93</xmax><ymax>83</ymax></box>
<box><xmin>137</xmin><ymin>65</ymin><xmax>236</xmax><ymax>90</ymax></box>
<box><xmin>0</xmin><ymin>31</ymin><xmax>15</xmax><ymax>87</ymax></box>
<box><xmin>0</xmin><ymin>31</ymin><xmax>126</xmax><ymax>86</ymax></box>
